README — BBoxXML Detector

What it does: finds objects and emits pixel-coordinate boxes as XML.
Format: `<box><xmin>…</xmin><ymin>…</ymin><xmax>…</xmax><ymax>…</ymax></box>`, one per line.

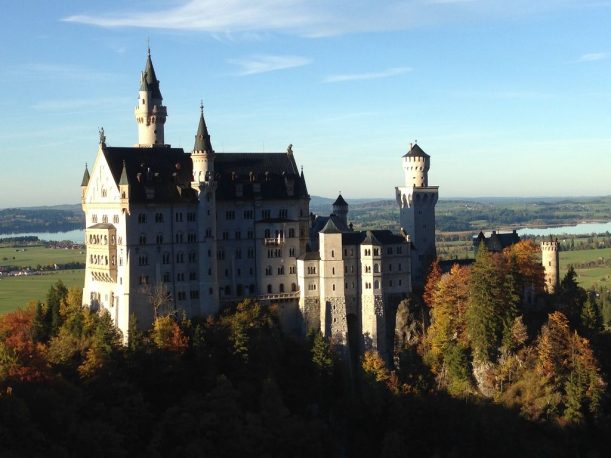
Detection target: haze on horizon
<box><xmin>1</xmin><ymin>0</ymin><xmax>610</xmax><ymax>208</ymax></box>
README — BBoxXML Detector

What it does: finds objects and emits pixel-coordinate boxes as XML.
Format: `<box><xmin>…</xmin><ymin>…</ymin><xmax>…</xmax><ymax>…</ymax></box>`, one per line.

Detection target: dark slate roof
<box><xmin>102</xmin><ymin>146</ymin><xmax>197</xmax><ymax>204</ymax></box>
<box><xmin>402</xmin><ymin>143</ymin><xmax>429</xmax><ymax>158</ymax></box>
<box><xmin>341</xmin><ymin>230</ymin><xmax>407</xmax><ymax>247</ymax></box>
<box><xmin>214</xmin><ymin>152</ymin><xmax>308</xmax><ymax>201</ymax></box>
<box><xmin>473</xmin><ymin>230</ymin><xmax>520</xmax><ymax>253</ymax></box>
<box><xmin>310</xmin><ymin>214</ymin><xmax>350</xmax><ymax>235</ymax></box>
<box><xmin>81</xmin><ymin>165</ymin><xmax>90</xmax><ymax>186</ymax></box>
<box><xmin>193</xmin><ymin>108</ymin><xmax>213</xmax><ymax>153</ymax></box>
<box><xmin>143</xmin><ymin>51</ymin><xmax>162</xmax><ymax>100</ymax></box>
<box><xmin>320</xmin><ymin>217</ymin><xmax>341</xmax><ymax>234</ymax></box>
<box><xmin>332</xmin><ymin>194</ymin><xmax>348</xmax><ymax>207</ymax></box>
<box><xmin>297</xmin><ymin>251</ymin><xmax>320</xmax><ymax>261</ymax></box>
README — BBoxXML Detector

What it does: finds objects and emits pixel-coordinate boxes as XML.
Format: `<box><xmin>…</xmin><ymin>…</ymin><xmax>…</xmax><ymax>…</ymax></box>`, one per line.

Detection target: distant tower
<box><xmin>191</xmin><ymin>104</ymin><xmax>220</xmax><ymax>315</ymax></box>
<box><xmin>395</xmin><ymin>143</ymin><xmax>439</xmax><ymax>288</ymax></box>
<box><xmin>134</xmin><ymin>48</ymin><xmax>167</xmax><ymax>146</ymax></box>
<box><xmin>541</xmin><ymin>238</ymin><xmax>560</xmax><ymax>294</ymax></box>
<box><xmin>332</xmin><ymin>194</ymin><xmax>349</xmax><ymax>227</ymax></box>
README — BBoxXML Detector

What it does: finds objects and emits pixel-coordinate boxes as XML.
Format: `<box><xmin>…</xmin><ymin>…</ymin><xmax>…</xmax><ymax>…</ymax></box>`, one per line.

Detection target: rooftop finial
<box><xmin>147</xmin><ymin>37</ymin><xmax>150</xmax><ymax>56</ymax></box>
<box><xmin>200</xmin><ymin>100</ymin><xmax>204</xmax><ymax>114</ymax></box>
<box><xmin>287</xmin><ymin>143</ymin><xmax>293</xmax><ymax>155</ymax></box>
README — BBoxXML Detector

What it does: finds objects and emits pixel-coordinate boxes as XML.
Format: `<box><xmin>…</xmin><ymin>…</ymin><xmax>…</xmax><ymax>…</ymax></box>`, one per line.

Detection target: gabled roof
<box><xmin>320</xmin><ymin>217</ymin><xmax>341</xmax><ymax>234</ymax></box>
<box><xmin>310</xmin><ymin>214</ymin><xmax>350</xmax><ymax>235</ymax></box>
<box><xmin>214</xmin><ymin>152</ymin><xmax>308</xmax><ymax>201</ymax></box>
<box><xmin>402</xmin><ymin>143</ymin><xmax>429</xmax><ymax>158</ymax></box>
<box><xmin>102</xmin><ymin>146</ymin><xmax>197</xmax><ymax>204</ymax></box>
<box><xmin>332</xmin><ymin>194</ymin><xmax>348</xmax><ymax>207</ymax></box>
<box><xmin>81</xmin><ymin>164</ymin><xmax>90</xmax><ymax>187</ymax></box>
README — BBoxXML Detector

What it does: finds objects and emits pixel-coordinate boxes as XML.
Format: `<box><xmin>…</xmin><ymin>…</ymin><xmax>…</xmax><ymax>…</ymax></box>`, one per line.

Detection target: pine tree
<box><xmin>311</xmin><ymin>331</ymin><xmax>333</xmax><ymax>376</ymax></box>
<box><xmin>580</xmin><ymin>294</ymin><xmax>603</xmax><ymax>336</ymax></box>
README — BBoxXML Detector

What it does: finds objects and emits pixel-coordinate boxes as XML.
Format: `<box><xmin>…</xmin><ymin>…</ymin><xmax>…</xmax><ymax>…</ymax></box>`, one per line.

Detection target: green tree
<box><xmin>310</xmin><ymin>331</ymin><xmax>333</xmax><ymax>377</ymax></box>
<box><xmin>580</xmin><ymin>294</ymin><xmax>603</xmax><ymax>336</ymax></box>
<box><xmin>46</xmin><ymin>280</ymin><xmax>68</xmax><ymax>336</ymax></box>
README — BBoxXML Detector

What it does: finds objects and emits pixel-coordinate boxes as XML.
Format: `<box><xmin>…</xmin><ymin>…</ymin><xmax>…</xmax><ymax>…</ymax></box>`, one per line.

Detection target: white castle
<box><xmin>80</xmin><ymin>51</ymin><xmax>438</xmax><ymax>357</ymax></box>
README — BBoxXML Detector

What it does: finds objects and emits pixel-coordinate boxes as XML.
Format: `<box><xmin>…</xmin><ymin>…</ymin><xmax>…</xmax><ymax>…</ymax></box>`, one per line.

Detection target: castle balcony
<box><xmin>86</xmin><ymin>223</ymin><xmax>118</xmax><ymax>282</ymax></box>
<box><xmin>256</xmin><ymin>291</ymin><xmax>300</xmax><ymax>302</ymax></box>
<box><xmin>264</xmin><ymin>237</ymin><xmax>285</xmax><ymax>246</ymax></box>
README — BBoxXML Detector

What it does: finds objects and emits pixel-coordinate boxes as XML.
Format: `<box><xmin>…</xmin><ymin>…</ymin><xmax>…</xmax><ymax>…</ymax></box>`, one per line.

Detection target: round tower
<box><xmin>402</xmin><ymin>143</ymin><xmax>430</xmax><ymax>187</ymax></box>
<box><xmin>541</xmin><ymin>238</ymin><xmax>560</xmax><ymax>294</ymax></box>
<box><xmin>134</xmin><ymin>49</ymin><xmax>167</xmax><ymax>146</ymax></box>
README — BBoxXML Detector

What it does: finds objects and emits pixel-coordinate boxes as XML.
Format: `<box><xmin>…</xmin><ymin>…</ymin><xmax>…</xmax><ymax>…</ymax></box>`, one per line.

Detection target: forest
<box><xmin>0</xmin><ymin>241</ymin><xmax>609</xmax><ymax>457</ymax></box>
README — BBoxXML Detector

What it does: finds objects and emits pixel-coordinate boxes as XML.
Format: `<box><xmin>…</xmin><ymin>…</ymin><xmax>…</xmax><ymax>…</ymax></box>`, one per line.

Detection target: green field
<box><xmin>0</xmin><ymin>269</ymin><xmax>85</xmax><ymax>314</ymax></box>
<box><xmin>560</xmin><ymin>247</ymin><xmax>611</xmax><ymax>290</ymax></box>
<box><xmin>0</xmin><ymin>245</ymin><xmax>84</xmax><ymax>268</ymax></box>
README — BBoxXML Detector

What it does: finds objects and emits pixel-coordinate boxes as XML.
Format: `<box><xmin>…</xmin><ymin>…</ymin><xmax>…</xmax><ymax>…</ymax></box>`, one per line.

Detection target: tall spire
<box><xmin>143</xmin><ymin>49</ymin><xmax>162</xmax><ymax>100</ymax></box>
<box><xmin>193</xmin><ymin>103</ymin><xmax>213</xmax><ymax>153</ymax></box>
<box><xmin>81</xmin><ymin>163</ymin><xmax>90</xmax><ymax>187</ymax></box>
<box><xmin>119</xmin><ymin>161</ymin><xmax>129</xmax><ymax>186</ymax></box>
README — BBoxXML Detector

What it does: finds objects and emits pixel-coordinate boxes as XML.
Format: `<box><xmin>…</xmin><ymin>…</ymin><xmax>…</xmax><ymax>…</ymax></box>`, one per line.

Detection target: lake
<box><xmin>518</xmin><ymin>221</ymin><xmax>611</xmax><ymax>237</ymax></box>
<box><xmin>0</xmin><ymin>229</ymin><xmax>85</xmax><ymax>243</ymax></box>
<box><xmin>1</xmin><ymin>221</ymin><xmax>610</xmax><ymax>243</ymax></box>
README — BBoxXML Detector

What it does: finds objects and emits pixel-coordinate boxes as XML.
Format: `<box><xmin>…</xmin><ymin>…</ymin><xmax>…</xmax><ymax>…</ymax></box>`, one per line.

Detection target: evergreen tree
<box><xmin>46</xmin><ymin>280</ymin><xmax>68</xmax><ymax>337</ymax></box>
<box><xmin>311</xmin><ymin>331</ymin><xmax>333</xmax><ymax>377</ymax></box>
<box><xmin>580</xmin><ymin>294</ymin><xmax>603</xmax><ymax>336</ymax></box>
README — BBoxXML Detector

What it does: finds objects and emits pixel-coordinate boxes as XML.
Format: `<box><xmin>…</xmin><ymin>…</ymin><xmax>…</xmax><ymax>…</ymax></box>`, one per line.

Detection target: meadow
<box><xmin>0</xmin><ymin>245</ymin><xmax>84</xmax><ymax>268</ymax></box>
<box><xmin>560</xmin><ymin>247</ymin><xmax>611</xmax><ymax>290</ymax></box>
<box><xmin>0</xmin><ymin>269</ymin><xmax>85</xmax><ymax>314</ymax></box>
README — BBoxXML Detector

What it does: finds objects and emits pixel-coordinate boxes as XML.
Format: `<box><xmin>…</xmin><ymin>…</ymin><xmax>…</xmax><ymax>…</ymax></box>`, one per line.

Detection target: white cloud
<box><xmin>324</xmin><ymin>67</ymin><xmax>411</xmax><ymax>83</ymax></box>
<box><xmin>62</xmin><ymin>0</ymin><xmax>599</xmax><ymax>37</ymax></box>
<box><xmin>228</xmin><ymin>55</ymin><xmax>311</xmax><ymax>75</ymax></box>
<box><xmin>577</xmin><ymin>52</ymin><xmax>608</xmax><ymax>62</ymax></box>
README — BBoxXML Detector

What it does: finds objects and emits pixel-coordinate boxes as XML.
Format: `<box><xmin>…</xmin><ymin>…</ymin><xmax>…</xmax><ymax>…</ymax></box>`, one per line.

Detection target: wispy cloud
<box><xmin>577</xmin><ymin>52</ymin><xmax>608</xmax><ymax>62</ymax></box>
<box><xmin>228</xmin><ymin>55</ymin><xmax>311</xmax><ymax>75</ymax></box>
<box><xmin>6</xmin><ymin>63</ymin><xmax>116</xmax><ymax>82</ymax></box>
<box><xmin>324</xmin><ymin>67</ymin><xmax>411</xmax><ymax>83</ymax></box>
<box><xmin>62</xmin><ymin>1</ymin><xmax>601</xmax><ymax>37</ymax></box>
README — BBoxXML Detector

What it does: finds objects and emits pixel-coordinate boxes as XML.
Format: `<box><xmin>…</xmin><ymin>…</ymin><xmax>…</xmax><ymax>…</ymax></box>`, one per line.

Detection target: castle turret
<box><xmin>541</xmin><ymin>238</ymin><xmax>560</xmax><ymax>294</ymax></box>
<box><xmin>191</xmin><ymin>103</ymin><xmax>214</xmax><ymax>183</ymax></box>
<box><xmin>395</xmin><ymin>142</ymin><xmax>438</xmax><ymax>288</ymax></box>
<box><xmin>332</xmin><ymin>194</ymin><xmax>349</xmax><ymax>228</ymax></box>
<box><xmin>134</xmin><ymin>48</ymin><xmax>167</xmax><ymax>146</ymax></box>
<box><xmin>80</xmin><ymin>163</ymin><xmax>90</xmax><ymax>203</ymax></box>
<box><xmin>191</xmin><ymin>106</ymin><xmax>219</xmax><ymax>315</ymax></box>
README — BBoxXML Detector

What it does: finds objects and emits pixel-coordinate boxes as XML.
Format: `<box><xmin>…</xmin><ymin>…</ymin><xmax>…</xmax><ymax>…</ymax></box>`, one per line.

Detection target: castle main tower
<box><xmin>541</xmin><ymin>238</ymin><xmax>560</xmax><ymax>294</ymax></box>
<box><xmin>134</xmin><ymin>49</ymin><xmax>167</xmax><ymax>146</ymax></box>
<box><xmin>395</xmin><ymin>143</ymin><xmax>439</xmax><ymax>288</ymax></box>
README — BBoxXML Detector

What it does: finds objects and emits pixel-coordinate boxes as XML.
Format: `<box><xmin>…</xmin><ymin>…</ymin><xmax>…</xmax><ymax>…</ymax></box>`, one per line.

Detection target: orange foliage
<box><xmin>152</xmin><ymin>316</ymin><xmax>189</xmax><ymax>353</ymax></box>
<box><xmin>503</xmin><ymin>240</ymin><xmax>545</xmax><ymax>293</ymax></box>
<box><xmin>0</xmin><ymin>308</ymin><xmax>48</xmax><ymax>382</ymax></box>
<box><xmin>423</xmin><ymin>258</ymin><xmax>442</xmax><ymax>308</ymax></box>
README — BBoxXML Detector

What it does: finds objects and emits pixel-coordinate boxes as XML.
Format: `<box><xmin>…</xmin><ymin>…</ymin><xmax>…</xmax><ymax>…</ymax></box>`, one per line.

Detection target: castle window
<box><xmin>236</xmin><ymin>248</ymin><xmax>242</xmax><ymax>259</ymax></box>
<box><xmin>279</xmin><ymin>209</ymin><xmax>288</xmax><ymax>218</ymax></box>
<box><xmin>396</xmin><ymin>246</ymin><xmax>402</xmax><ymax>254</ymax></box>
<box><xmin>154</xmin><ymin>213</ymin><xmax>163</xmax><ymax>223</ymax></box>
<box><xmin>190</xmin><ymin>290</ymin><xmax>199</xmax><ymax>299</ymax></box>
<box><xmin>247</xmin><ymin>248</ymin><xmax>254</xmax><ymax>258</ymax></box>
<box><xmin>267</xmin><ymin>284</ymin><xmax>272</xmax><ymax>294</ymax></box>
<box><xmin>177</xmin><ymin>291</ymin><xmax>186</xmax><ymax>301</ymax></box>
<box><xmin>264</xmin><ymin>229</ymin><xmax>271</xmax><ymax>238</ymax></box>
<box><xmin>92</xmin><ymin>214</ymin><xmax>98</xmax><ymax>223</ymax></box>
<box><xmin>237</xmin><ymin>269</ymin><xmax>241</xmax><ymax>277</ymax></box>
<box><xmin>177</xmin><ymin>272</ymin><xmax>185</xmax><ymax>282</ymax></box>
<box><xmin>188</xmin><ymin>232</ymin><xmax>197</xmax><ymax>243</ymax></box>
<box><xmin>162</xmin><ymin>253</ymin><xmax>170</xmax><ymax>264</ymax></box>
<box><xmin>189</xmin><ymin>272</ymin><xmax>197</xmax><ymax>281</ymax></box>
<box><xmin>399</xmin><ymin>280</ymin><xmax>402</xmax><ymax>286</ymax></box>
<box><xmin>331</xmin><ymin>250</ymin><xmax>335</xmax><ymax>258</ymax></box>
<box><xmin>289</xmin><ymin>248</ymin><xmax>295</xmax><ymax>257</ymax></box>
<box><xmin>205</xmin><ymin>228</ymin><xmax>212</xmax><ymax>238</ymax></box>
<box><xmin>225</xmin><ymin>269</ymin><xmax>229</xmax><ymax>277</ymax></box>
<box><xmin>156</xmin><ymin>234</ymin><xmax>163</xmax><ymax>245</ymax></box>
<box><xmin>222</xmin><ymin>232</ymin><xmax>229</xmax><ymax>240</ymax></box>
<box><xmin>243</xmin><ymin>210</ymin><xmax>253</xmax><ymax>219</ymax></box>
<box><xmin>387</xmin><ymin>247</ymin><xmax>393</xmax><ymax>255</ymax></box>
<box><xmin>262</xmin><ymin>210</ymin><xmax>271</xmax><ymax>219</ymax></box>
<box><xmin>188</xmin><ymin>252</ymin><xmax>197</xmax><ymax>263</ymax></box>
<box><xmin>102</xmin><ymin>215</ymin><xmax>108</xmax><ymax>223</ymax></box>
<box><xmin>278</xmin><ymin>266</ymin><xmax>284</xmax><ymax>275</ymax></box>
<box><xmin>389</xmin><ymin>280</ymin><xmax>393</xmax><ymax>287</ymax></box>
<box><xmin>398</xmin><ymin>263</ymin><xmax>402</xmax><ymax>271</ymax></box>
<box><xmin>175</xmin><ymin>212</ymin><xmax>183</xmax><ymax>223</ymax></box>
<box><xmin>332</xmin><ymin>267</ymin><xmax>335</xmax><ymax>275</ymax></box>
<box><xmin>163</xmin><ymin>272</ymin><xmax>170</xmax><ymax>283</ymax></box>
<box><xmin>374</xmin><ymin>280</ymin><xmax>379</xmax><ymax>289</ymax></box>
<box><xmin>235</xmin><ymin>231</ymin><xmax>241</xmax><ymax>240</ymax></box>
<box><xmin>217</xmin><ymin>250</ymin><xmax>225</xmax><ymax>260</ymax></box>
<box><xmin>279</xmin><ymin>284</ymin><xmax>285</xmax><ymax>293</ymax></box>
<box><xmin>265</xmin><ymin>266</ymin><xmax>272</xmax><ymax>276</ymax></box>
<box><xmin>176</xmin><ymin>252</ymin><xmax>184</xmax><ymax>263</ymax></box>
<box><xmin>389</xmin><ymin>264</ymin><xmax>392</xmax><ymax>272</ymax></box>
<box><xmin>139</xmin><ymin>234</ymin><xmax>146</xmax><ymax>245</ymax></box>
<box><xmin>291</xmin><ymin>283</ymin><xmax>297</xmax><ymax>292</ymax></box>
<box><xmin>175</xmin><ymin>232</ymin><xmax>184</xmax><ymax>243</ymax></box>
<box><xmin>113</xmin><ymin>215</ymin><xmax>120</xmax><ymax>224</ymax></box>
<box><xmin>225</xmin><ymin>210</ymin><xmax>235</xmax><ymax>220</ymax></box>
<box><xmin>288</xmin><ymin>228</ymin><xmax>295</xmax><ymax>238</ymax></box>
<box><xmin>138</xmin><ymin>275</ymin><xmax>149</xmax><ymax>285</ymax></box>
<box><xmin>138</xmin><ymin>213</ymin><xmax>146</xmax><ymax>224</ymax></box>
<box><xmin>289</xmin><ymin>266</ymin><xmax>296</xmax><ymax>274</ymax></box>
<box><xmin>332</xmin><ymin>284</ymin><xmax>335</xmax><ymax>291</ymax></box>
<box><xmin>374</xmin><ymin>264</ymin><xmax>379</xmax><ymax>273</ymax></box>
<box><xmin>373</xmin><ymin>248</ymin><xmax>379</xmax><ymax>256</ymax></box>
<box><xmin>209</xmin><ymin>288</ymin><xmax>213</xmax><ymax>295</ymax></box>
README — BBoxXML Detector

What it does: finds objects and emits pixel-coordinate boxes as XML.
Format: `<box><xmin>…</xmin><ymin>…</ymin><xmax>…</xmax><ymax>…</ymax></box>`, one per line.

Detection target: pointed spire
<box><xmin>300</xmin><ymin>166</ymin><xmax>309</xmax><ymax>196</ymax></box>
<box><xmin>143</xmin><ymin>48</ymin><xmax>162</xmax><ymax>100</ymax></box>
<box><xmin>139</xmin><ymin>71</ymin><xmax>149</xmax><ymax>91</ymax></box>
<box><xmin>119</xmin><ymin>161</ymin><xmax>129</xmax><ymax>186</ymax></box>
<box><xmin>81</xmin><ymin>163</ymin><xmax>90</xmax><ymax>187</ymax></box>
<box><xmin>193</xmin><ymin>103</ymin><xmax>214</xmax><ymax>153</ymax></box>
<box><xmin>333</xmin><ymin>193</ymin><xmax>348</xmax><ymax>207</ymax></box>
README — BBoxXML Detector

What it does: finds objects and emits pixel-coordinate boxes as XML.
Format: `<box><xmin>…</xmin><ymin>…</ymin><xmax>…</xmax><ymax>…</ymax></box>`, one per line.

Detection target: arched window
<box><xmin>279</xmin><ymin>283</ymin><xmax>285</xmax><ymax>293</ymax></box>
<box><xmin>291</xmin><ymin>283</ymin><xmax>297</xmax><ymax>292</ymax></box>
<box><xmin>374</xmin><ymin>280</ymin><xmax>379</xmax><ymax>289</ymax></box>
<box><xmin>267</xmin><ymin>284</ymin><xmax>273</xmax><ymax>294</ymax></box>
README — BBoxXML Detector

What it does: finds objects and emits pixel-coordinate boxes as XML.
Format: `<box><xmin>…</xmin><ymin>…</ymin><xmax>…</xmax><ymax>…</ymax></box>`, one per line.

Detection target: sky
<box><xmin>0</xmin><ymin>0</ymin><xmax>610</xmax><ymax>208</ymax></box>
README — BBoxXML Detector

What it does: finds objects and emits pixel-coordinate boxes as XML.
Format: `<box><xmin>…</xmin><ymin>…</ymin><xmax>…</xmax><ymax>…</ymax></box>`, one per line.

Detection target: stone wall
<box><xmin>301</xmin><ymin>297</ymin><xmax>320</xmax><ymax>334</ymax></box>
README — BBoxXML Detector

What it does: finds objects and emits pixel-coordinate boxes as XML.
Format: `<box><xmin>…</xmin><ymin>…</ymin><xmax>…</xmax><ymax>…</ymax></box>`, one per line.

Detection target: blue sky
<box><xmin>1</xmin><ymin>0</ymin><xmax>610</xmax><ymax>207</ymax></box>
